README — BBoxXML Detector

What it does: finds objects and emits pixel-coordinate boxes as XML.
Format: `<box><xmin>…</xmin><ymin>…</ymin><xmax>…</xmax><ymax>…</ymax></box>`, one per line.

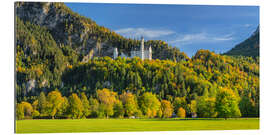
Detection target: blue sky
<box><xmin>65</xmin><ymin>3</ymin><xmax>259</xmax><ymax>57</ymax></box>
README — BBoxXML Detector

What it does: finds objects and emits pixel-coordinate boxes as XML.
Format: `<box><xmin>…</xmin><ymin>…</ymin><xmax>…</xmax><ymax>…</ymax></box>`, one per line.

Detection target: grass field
<box><xmin>16</xmin><ymin>118</ymin><xmax>259</xmax><ymax>133</ymax></box>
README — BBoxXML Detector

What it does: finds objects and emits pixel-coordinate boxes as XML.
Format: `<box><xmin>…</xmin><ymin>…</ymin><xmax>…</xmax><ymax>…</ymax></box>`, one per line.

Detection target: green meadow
<box><xmin>16</xmin><ymin>118</ymin><xmax>259</xmax><ymax>133</ymax></box>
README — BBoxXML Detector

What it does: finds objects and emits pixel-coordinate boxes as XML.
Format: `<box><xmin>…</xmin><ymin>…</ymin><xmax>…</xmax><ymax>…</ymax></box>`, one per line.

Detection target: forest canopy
<box><xmin>15</xmin><ymin>2</ymin><xmax>259</xmax><ymax>119</ymax></box>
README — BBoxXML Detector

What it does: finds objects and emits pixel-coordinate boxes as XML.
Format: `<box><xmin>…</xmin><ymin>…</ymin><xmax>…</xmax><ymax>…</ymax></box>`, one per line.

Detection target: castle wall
<box><xmin>114</xmin><ymin>37</ymin><xmax>152</xmax><ymax>60</ymax></box>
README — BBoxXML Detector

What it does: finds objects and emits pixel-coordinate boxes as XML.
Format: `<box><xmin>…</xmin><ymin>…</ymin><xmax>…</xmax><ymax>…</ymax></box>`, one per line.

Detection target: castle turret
<box><xmin>149</xmin><ymin>45</ymin><xmax>152</xmax><ymax>60</ymax></box>
<box><xmin>140</xmin><ymin>36</ymin><xmax>144</xmax><ymax>60</ymax></box>
<box><xmin>113</xmin><ymin>48</ymin><xmax>118</xmax><ymax>59</ymax></box>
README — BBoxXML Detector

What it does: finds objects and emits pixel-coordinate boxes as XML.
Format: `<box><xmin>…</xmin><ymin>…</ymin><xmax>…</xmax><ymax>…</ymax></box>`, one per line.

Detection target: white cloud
<box><xmin>168</xmin><ymin>32</ymin><xmax>234</xmax><ymax>45</ymax></box>
<box><xmin>243</xmin><ymin>24</ymin><xmax>252</xmax><ymax>27</ymax></box>
<box><xmin>115</xmin><ymin>28</ymin><xmax>175</xmax><ymax>38</ymax></box>
<box><xmin>213</xmin><ymin>33</ymin><xmax>234</xmax><ymax>41</ymax></box>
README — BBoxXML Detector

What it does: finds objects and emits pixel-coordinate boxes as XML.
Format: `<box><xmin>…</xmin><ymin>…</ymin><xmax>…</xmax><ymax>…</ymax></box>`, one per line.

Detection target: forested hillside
<box><xmin>16</xmin><ymin>2</ymin><xmax>188</xmax><ymax>61</ymax></box>
<box><xmin>15</xmin><ymin>2</ymin><xmax>259</xmax><ymax>119</ymax></box>
<box><xmin>224</xmin><ymin>26</ymin><xmax>259</xmax><ymax>57</ymax></box>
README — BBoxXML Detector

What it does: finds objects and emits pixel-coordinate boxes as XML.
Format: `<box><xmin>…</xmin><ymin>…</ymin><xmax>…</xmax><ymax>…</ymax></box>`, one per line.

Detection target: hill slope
<box><xmin>15</xmin><ymin>2</ymin><xmax>188</xmax><ymax>61</ymax></box>
<box><xmin>224</xmin><ymin>27</ymin><xmax>259</xmax><ymax>57</ymax></box>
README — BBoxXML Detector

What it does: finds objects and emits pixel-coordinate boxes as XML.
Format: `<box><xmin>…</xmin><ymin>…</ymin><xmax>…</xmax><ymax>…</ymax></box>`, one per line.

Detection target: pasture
<box><xmin>16</xmin><ymin>118</ymin><xmax>259</xmax><ymax>133</ymax></box>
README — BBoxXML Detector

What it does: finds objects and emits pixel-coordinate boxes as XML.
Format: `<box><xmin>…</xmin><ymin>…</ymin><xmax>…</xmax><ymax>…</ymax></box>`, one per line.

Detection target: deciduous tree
<box><xmin>46</xmin><ymin>90</ymin><xmax>64</xmax><ymax>119</ymax></box>
<box><xmin>68</xmin><ymin>93</ymin><xmax>83</xmax><ymax>119</ymax></box>
<box><xmin>216</xmin><ymin>88</ymin><xmax>241</xmax><ymax>119</ymax></box>
<box><xmin>177</xmin><ymin>107</ymin><xmax>186</xmax><ymax>118</ymax></box>
<box><xmin>80</xmin><ymin>92</ymin><xmax>90</xmax><ymax>118</ymax></box>
<box><xmin>139</xmin><ymin>92</ymin><xmax>161</xmax><ymax>118</ymax></box>
<box><xmin>160</xmin><ymin>100</ymin><xmax>173</xmax><ymax>118</ymax></box>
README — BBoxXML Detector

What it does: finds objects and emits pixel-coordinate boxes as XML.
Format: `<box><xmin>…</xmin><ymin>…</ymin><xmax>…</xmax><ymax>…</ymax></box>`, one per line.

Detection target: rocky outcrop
<box><xmin>16</xmin><ymin>2</ymin><xmax>114</xmax><ymax>58</ymax></box>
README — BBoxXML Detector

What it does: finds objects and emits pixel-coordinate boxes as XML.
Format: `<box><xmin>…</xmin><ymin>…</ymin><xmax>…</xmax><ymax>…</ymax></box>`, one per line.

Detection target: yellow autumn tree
<box><xmin>177</xmin><ymin>107</ymin><xmax>186</xmax><ymax>118</ymax></box>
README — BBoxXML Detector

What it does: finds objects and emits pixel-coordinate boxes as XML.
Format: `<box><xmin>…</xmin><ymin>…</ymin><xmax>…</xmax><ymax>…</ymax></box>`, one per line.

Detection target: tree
<box><xmin>239</xmin><ymin>91</ymin><xmax>258</xmax><ymax>117</ymax></box>
<box><xmin>32</xmin><ymin>100</ymin><xmax>38</xmax><ymax>111</ymax></box>
<box><xmin>80</xmin><ymin>92</ymin><xmax>90</xmax><ymax>118</ymax></box>
<box><xmin>157</xmin><ymin>109</ymin><xmax>163</xmax><ymax>118</ymax></box>
<box><xmin>97</xmin><ymin>88</ymin><xmax>117</xmax><ymax>118</ymax></box>
<box><xmin>16</xmin><ymin>103</ymin><xmax>24</xmax><ymax>119</ymax></box>
<box><xmin>189</xmin><ymin>100</ymin><xmax>197</xmax><ymax>117</ymax></box>
<box><xmin>89</xmin><ymin>97</ymin><xmax>99</xmax><ymax>117</ymax></box>
<box><xmin>113</xmin><ymin>100</ymin><xmax>125</xmax><ymax>118</ymax></box>
<box><xmin>38</xmin><ymin>92</ymin><xmax>47</xmax><ymax>115</ymax></box>
<box><xmin>57</xmin><ymin>96</ymin><xmax>69</xmax><ymax>117</ymax></box>
<box><xmin>177</xmin><ymin>107</ymin><xmax>186</xmax><ymax>118</ymax></box>
<box><xmin>46</xmin><ymin>90</ymin><xmax>64</xmax><ymax>119</ymax></box>
<box><xmin>173</xmin><ymin>97</ymin><xmax>187</xmax><ymax>114</ymax></box>
<box><xmin>32</xmin><ymin>100</ymin><xmax>40</xmax><ymax>118</ymax></box>
<box><xmin>139</xmin><ymin>92</ymin><xmax>161</xmax><ymax>118</ymax></box>
<box><xmin>160</xmin><ymin>100</ymin><xmax>173</xmax><ymax>118</ymax></box>
<box><xmin>196</xmin><ymin>96</ymin><xmax>217</xmax><ymax>118</ymax></box>
<box><xmin>120</xmin><ymin>92</ymin><xmax>138</xmax><ymax>117</ymax></box>
<box><xmin>68</xmin><ymin>93</ymin><xmax>83</xmax><ymax>119</ymax></box>
<box><xmin>16</xmin><ymin>101</ymin><xmax>33</xmax><ymax>119</ymax></box>
<box><xmin>216</xmin><ymin>88</ymin><xmax>241</xmax><ymax>119</ymax></box>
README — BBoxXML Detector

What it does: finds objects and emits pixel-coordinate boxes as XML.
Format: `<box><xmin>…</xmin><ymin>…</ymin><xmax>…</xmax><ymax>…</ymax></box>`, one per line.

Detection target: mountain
<box><xmin>15</xmin><ymin>2</ymin><xmax>188</xmax><ymax>61</ymax></box>
<box><xmin>15</xmin><ymin>2</ymin><xmax>189</xmax><ymax>99</ymax></box>
<box><xmin>224</xmin><ymin>26</ymin><xmax>259</xmax><ymax>57</ymax></box>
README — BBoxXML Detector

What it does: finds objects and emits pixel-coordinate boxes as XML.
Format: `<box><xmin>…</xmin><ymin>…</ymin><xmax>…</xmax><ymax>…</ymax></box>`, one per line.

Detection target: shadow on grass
<box><xmin>139</xmin><ymin>118</ymin><xmax>258</xmax><ymax>121</ymax></box>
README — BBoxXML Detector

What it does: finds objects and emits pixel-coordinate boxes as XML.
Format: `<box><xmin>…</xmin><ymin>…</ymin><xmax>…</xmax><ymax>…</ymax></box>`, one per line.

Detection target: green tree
<box><xmin>113</xmin><ymin>100</ymin><xmax>125</xmax><ymax>118</ymax></box>
<box><xmin>216</xmin><ymin>88</ymin><xmax>241</xmax><ymax>119</ymax></box>
<box><xmin>81</xmin><ymin>92</ymin><xmax>90</xmax><ymax>118</ymax></box>
<box><xmin>16</xmin><ymin>103</ymin><xmax>24</xmax><ymax>120</ymax></box>
<box><xmin>46</xmin><ymin>90</ymin><xmax>64</xmax><ymax>119</ymax></box>
<box><xmin>68</xmin><ymin>93</ymin><xmax>83</xmax><ymax>119</ymax></box>
<box><xmin>139</xmin><ymin>92</ymin><xmax>161</xmax><ymax>118</ymax></box>
<box><xmin>189</xmin><ymin>100</ymin><xmax>197</xmax><ymax>117</ymax></box>
<box><xmin>89</xmin><ymin>97</ymin><xmax>99</xmax><ymax>117</ymax></box>
<box><xmin>120</xmin><ymin>92</ymin><xmax>138</xmax><ymax>117</ymax></box>
<box><xmin>17</xmin><ymin>101</ymin><xmax>33</xmax><ymax>119</ymax></box>
<box><xmin>57</xmin><ymin>96</ymin><xmax>69</xmax><ymax>117</ymax></box>
<box><xmin>196</xmin><ymin>96</ymin><xmax>217</xmax><ymax>118</ymax></box>
<box><xmin>38</xmin><ymin>92</ymin><xmax>47</xmax><ymax>115</ymax></box>
<box><xmin>239</xmin><ymin>92</ymin><xmax>258</xmax><ymax>117</ymax></box>
<box><xmin>157</xmin><ymin>109</ymin><xmax>163</xmax><ymax>118</ymax></box>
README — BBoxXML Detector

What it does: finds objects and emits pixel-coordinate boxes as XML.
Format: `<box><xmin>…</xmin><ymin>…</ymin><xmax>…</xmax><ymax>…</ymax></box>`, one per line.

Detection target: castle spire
<box><xmin>149</xmin><ymin>45</ymin><xmax>152</xmax><ymax>60</ymax></box>
<box><xmin>140</xmin><ymin>36</ymin><xmax>144</xmax><ymax>60</ymax></box>
<box><xmin>140</xmin><ymin>36</ymin><xmax>144</xmax><ymax>51</ymax></box>
<box><xmin>113</xmin><ymin>48</ymin><xmax>118</xmax><ymax>59</ymax></box>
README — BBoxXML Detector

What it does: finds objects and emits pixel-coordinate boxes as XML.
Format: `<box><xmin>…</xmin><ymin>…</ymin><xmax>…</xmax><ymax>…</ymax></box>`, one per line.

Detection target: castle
<box><xmin>113</xmin><ymin>37</ymin><xmax>152</xmax><ymax>60</ymax></box>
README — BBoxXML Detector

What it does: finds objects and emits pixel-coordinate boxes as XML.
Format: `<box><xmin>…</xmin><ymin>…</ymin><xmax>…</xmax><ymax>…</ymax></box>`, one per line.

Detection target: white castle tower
<box><xmin>149</xmin><ymin>45</ymin><xmax>152</xmax><ymax>60</ymax></box>
<box><xmin>113</xmin><ymin>48</ymin><xmax>118</xmax><ymax>59</ymax></box>
<box><xmin>140</xmin><ymin>36</ymin><xmax>145</xmax><ymax>60</ymax></box>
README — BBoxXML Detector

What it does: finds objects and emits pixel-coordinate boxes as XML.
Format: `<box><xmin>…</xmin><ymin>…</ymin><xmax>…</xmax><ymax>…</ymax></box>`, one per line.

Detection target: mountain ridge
<box><xmin>224</xmin><ymin>26</ymin><xmax>259</xmax><ymax>57</ymax></box>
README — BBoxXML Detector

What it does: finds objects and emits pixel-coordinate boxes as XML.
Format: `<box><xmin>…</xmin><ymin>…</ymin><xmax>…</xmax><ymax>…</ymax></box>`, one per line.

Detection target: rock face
<box><xmin>16</xmin><ymin>2</ymin><xmax>114</xmax><ymax>57</ymax></box>
<box><xmin>26</xmin><ymin>79</ymin><xmax>36</xmax><ymax>93</ymax></box>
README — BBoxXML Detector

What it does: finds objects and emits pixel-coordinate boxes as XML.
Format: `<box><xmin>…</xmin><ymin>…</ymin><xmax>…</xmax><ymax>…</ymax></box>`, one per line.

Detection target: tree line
<box><xmin>17</xmin><ymin>87</ymin><xmax>243</xmax><ymax>119</ymax></box>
